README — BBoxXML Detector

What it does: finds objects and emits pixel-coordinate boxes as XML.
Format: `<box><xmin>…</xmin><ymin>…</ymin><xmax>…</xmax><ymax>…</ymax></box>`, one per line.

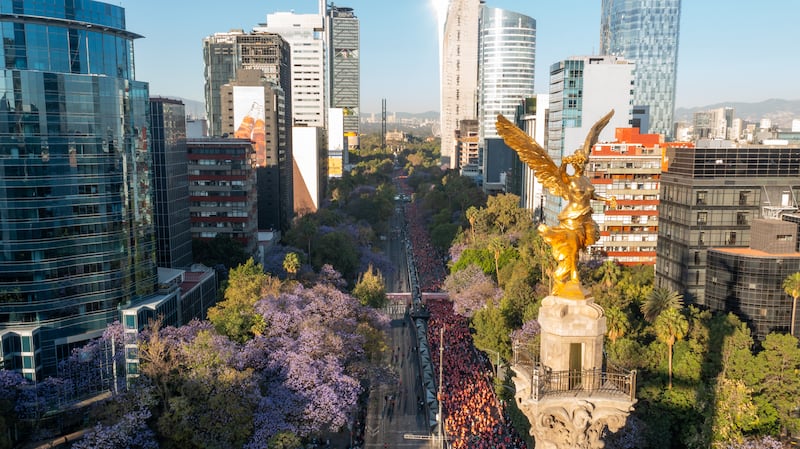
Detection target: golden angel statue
<box><xmin>495</xmin><ymin>110</ymin><xmax>617</xmax><ymax>300</ymax></box>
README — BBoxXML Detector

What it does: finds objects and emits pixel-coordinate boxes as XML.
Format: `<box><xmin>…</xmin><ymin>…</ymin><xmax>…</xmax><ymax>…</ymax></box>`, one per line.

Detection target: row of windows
<box><xmin>192</xmin><ymin>201</ymin><xmax>248</xmax><ymax>208</ymax></box>
<box><xmin>191</xmin><ymin>180</ymin><xmax>245</xmax><ymax>187</ymax></box>
<box><xmin>1</xmin><ymin>0</ymin><xmax>127</xmax><ymax>30</ymax></box>
<box><xmin>192</xmin><ymin>211</ymin><xmax>248</xmax><ymax>218</ymax></box>
<box><xmin>193</xmin><ymin>222</ymin><xmax>249</xmax><ymax>229</ymax></box>
<box><xmin>3</xmin><ymin>23</ymin><xmax>132</xmax><ymax>78</ymax></box>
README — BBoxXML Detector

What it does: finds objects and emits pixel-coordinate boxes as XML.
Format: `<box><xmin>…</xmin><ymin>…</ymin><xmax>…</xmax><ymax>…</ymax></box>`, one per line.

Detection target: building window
<box><xmin>696</xmin><ymin>191</ymin><xmax>707</xmax><ymax>205</ymax></box>
<box><xmin>736</xmin><ymin>212</ymin><xmax>748</xmax><ymax>226</ymax></box>
<box><xmin>697</xmin><ymin>212</ymin><xmax>707</xmax><ymax>225</ymax></box>
<box><xmin>698</xmin><ymin>232</ymin><xmax>705</xmax><ymax>246</ymax></box>
<box><xmin>727</xmin><ymin>232</ymin><xmax>737</xmax><ymax>245</ymax></box>
<box><xmin>739</xmin><ymin>190</ymin><xmax>750</xmax><ymax>205</ymax></box>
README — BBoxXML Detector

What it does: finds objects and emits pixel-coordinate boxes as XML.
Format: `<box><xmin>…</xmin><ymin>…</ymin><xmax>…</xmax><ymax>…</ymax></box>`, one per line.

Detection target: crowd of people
<box><xmin>398</xmin><ymin>169</ymin><xmax>527</xmax><ymax>448</ymax></box>
<box><xmin>426</xmin><ymin>299</ymin><xmax>528</xmax><ymax>449</ymax></box>
<box><xmin>405</xmin><ymin>202</ymin><xmax>446</xmax><ymax>292</ymax></box>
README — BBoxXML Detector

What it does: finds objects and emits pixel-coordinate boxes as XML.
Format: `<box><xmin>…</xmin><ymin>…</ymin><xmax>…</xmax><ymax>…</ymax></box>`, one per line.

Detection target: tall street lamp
<box><xmin>482</xmin><ymin>347</ymin><xmax>501</xmax><ymax>380</ymax></box>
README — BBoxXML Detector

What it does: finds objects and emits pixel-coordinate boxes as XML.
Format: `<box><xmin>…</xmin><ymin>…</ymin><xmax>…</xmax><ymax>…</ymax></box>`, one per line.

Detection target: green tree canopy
<box><xmin>782</xmin><ymin>272</ymin><xmax>800</xmax><ymax>336</ymax></box>
<box><xmin>207</xmin><ymin>259</ymin><xmax>280</xmax><ymax>343</ymax></box>
<box><xmin>642</xmin><ymin>287</ymin><xmax>684</xmax><ymax>323</ymax></box>
<box><xmin>483</xmin><ymin>193</ymin><xmax>530</xmax><ymax>234</ymax></box>
<box><xmin>282</xmin><ymin>252</ymin><xmax>301</xmax><ymax>279</ymax></box>
<box><xmin>606</xmin><ymin>306</ymin><xmax>630</xmax><ymax>344</ymax></box>
<box><xmin>312</xmin><ymin>231</ymin><xmax>360</xmax><ymax>284</ymax></box>
<box><xmin>471</xmin><ymin>301</ymin><xmax>512</xmax><ymax>361</ymax></box>
<box><xmin>752</xmin><ymin>333</ymin><xmax>800</xmax><ymax>434</ymax></box>
<box><xmin>192</xmin><ymin>234</ymin><xmax>249</xmax><ymax>269</ymax></box>
<box><xmin>352</xmin><ymin>264</ymin><xmax>387</xmax><ymax>308</ymax></box>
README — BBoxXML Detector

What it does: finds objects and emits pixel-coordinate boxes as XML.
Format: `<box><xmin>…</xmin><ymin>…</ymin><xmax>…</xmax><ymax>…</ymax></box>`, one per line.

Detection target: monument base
<box><xmin>510</xmin><ymin>293</ymin><xmax>635</xmax><ymax>448</ymax></box>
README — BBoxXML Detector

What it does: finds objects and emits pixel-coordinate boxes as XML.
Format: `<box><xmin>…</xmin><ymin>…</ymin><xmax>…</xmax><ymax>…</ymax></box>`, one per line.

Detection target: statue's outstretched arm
<box><xmin>592</xmin><ymin>192</ymin><xmax>617</xmax><ymax>209</ymax></box>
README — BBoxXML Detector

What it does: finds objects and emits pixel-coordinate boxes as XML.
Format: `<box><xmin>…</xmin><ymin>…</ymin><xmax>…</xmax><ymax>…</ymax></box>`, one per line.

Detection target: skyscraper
<box><xmin>0</xmin><ymin>0</ymin><xmax>155</xmax><ymax>379</ymax></box>
<box><xmin>440</xmin><ymin>0</ymin><xmax>481</xmax><ymax>170</ymax></box>
<box><xmin>600</xmin><ymin>0</ymin><xmax>681</xmax><ymax>138</ymax></box>
<box><xmin>257</xmin><ymin>12</ymin><xmax>327</xmax><ymax>128</ymax></box>
<box><xmin>150</xmin><ymin>97</ymin><xmax>193</xmax><ymax>269</ymax></box>
<box><xmin>327</xmin><ymin>5</ymin><xmax>360</xmax><ymax>142</ymax></box>
<box><xmin>477</xmin><ymin>7</ymin><xmax>536</xmax><ymax>143</ymax></box>
<box><xmin>544</xmin><ymin>55</ymin><xmax>635</xmax><ymax>226</ymax></box>
<box><xmin>202</xmin><ymin>31</ymin><xmax>292</xmax><ymax>138</ymax></box>
<box><xmin>202</xmin><ymin>32</ymin><xmax>294</xmax><ymax>232</ymax></box>
<box><xmin>477</xmin><ymin>7</ymin><xmax>536</xmax><ymax>192</ymax></box>
<box><xmin>256</xmin><ymin>11</ymin><xmax>331</xmax><ymax>206</ymax></box>
<box><xmin>221</xmin><ymin>70</ymin><xmax>292</xmax><ymax>232</ymax></box>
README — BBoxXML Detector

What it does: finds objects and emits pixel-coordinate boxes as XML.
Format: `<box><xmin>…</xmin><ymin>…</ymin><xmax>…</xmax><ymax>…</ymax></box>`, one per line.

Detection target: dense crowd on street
<box><xmin>405</xmin><ymin>202</ymin><xmax>446</xmax><ymax>292</ymax></box>
<box><xmin>426</xmin><ymin>299</ymin><xmax>528</xmax><ymax>449</ymax></box>
<box><xmin>397</xmin><ymin>168</ymin><xmax>527</xmax><ymax>448</ymax></box>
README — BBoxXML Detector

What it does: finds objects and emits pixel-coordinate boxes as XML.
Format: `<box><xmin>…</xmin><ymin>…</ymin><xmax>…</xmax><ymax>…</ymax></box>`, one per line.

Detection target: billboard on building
<box><xmin>233</xmin><ymin>86</ymin><xmax>266</xmax><ymax>167</ymax></box>
<box><xmin>328</xmin><ymin>108</ymin><xmax>344</xmax><ymax>177</ymax></box>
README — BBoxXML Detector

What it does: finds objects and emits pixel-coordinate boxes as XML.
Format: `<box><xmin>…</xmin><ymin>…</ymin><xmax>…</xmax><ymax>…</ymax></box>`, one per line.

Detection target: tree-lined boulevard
<box><xmin>1</xmin><ymin>141</ymin><xmax>798</xmax><ymax>449</ymax></box>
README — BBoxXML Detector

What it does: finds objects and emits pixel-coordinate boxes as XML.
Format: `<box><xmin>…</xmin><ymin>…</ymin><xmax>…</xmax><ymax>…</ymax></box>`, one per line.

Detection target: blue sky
<box><xmin>119</xmin><ymin>0</ymin><xmax>800</xmax><ymax>114</ymax></box>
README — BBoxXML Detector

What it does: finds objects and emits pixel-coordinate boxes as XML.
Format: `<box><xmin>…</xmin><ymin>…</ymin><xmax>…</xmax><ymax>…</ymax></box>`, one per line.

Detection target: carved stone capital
<box><xmin>516</xmin><ymin>398</ymin><xmax>633</xmax><ymax>449</ymax></box>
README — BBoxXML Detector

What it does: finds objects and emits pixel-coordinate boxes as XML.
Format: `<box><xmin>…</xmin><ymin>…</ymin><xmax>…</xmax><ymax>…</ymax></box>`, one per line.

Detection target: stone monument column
<box><xmin>512</xmin><ymin>294</ymin><xmax>635</xmax><ymax>449</ymax></box>
<box><xmin>496</xmin><ymin>110</ymin><xmax>636</xmax><ymax>449</ymax></box>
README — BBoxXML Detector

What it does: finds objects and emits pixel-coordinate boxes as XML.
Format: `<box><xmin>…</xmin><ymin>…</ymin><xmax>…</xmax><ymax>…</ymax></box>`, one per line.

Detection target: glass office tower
<box><xmin>328</xmin><ymin>5</ymin><xmax>360</xmax><ymax>139</ymax></box>
<box><xmin>0</xmin><ymin>0</ymin><xmax>155</xmax><ymax>378</ymax></box>
<box><xmin>478</xmin><ymin>7</ymin><xmax>536</xmax><ymax>142</ymax></box>
<box><xmin>151</xmin><ymin>98</ymin><xmax>192</xmax><ymax>269</ymax></box>
<box><xmin>600</xmin><ymin>0</ymin><xmax>681</xmax><ymax>138</ymax></box>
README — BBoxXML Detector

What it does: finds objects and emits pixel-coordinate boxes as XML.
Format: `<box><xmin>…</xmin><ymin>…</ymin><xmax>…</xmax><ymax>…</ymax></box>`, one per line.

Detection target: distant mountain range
<box><xmin>176</xmin><ymin>98</ymin><xmax>205</xmax><ymax>119</ymax></box>
<box><xmin>174</xmin><ymin>98</ymin><xmax>800</xmax><ymax>131</ymax></box>
<box><xmin>168</xmin><ymin>97</ymin><xmax>440</xmax><ymax>124</ymax></box>
<box><xmin>674</xmin><ymin>99</ymin><xmax>800</xmax><ymax>129</ymax></box>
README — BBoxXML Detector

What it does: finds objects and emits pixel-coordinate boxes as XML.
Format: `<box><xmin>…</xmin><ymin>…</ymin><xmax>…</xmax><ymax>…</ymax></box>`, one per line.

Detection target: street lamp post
<box><xmin>483</xmin><ymin>348</ymin><xmax>501</xmax><ymax>380</ymax></box>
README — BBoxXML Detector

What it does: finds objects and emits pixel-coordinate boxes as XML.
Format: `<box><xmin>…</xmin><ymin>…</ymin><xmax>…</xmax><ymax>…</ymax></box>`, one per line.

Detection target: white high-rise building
<box><xmin>544</xmin><ymin>55</ymin><xmax>635</xmax><ymax>226</ymax></box>
<box><xmin>440</xmin><ymin>0</ymin><xmax>481</xmax><ymax>170</ymax></box>
<box><xmin>257</xmin><ymin>12</ymin><xmax>327</xmax><ymax>128</ymax></box>
<box><xmin>518</xmin><ymin>94</ymin><xmax>549</xmax><ymax>217</ymax></box>
<box><xmin>478</xmin><ymin>7</ymin><xmax>536</xmax><ymax>143</ymax></box>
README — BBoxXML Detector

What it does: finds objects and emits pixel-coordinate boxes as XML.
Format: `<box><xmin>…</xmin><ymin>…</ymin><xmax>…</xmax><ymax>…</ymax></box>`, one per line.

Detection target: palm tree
<box><xmin>283</xmin><ymin>252</ymin><xmax>300</xmax><ymax>279</ymax></box>
<box><xmin>466</xmin><ymin>206</ymin><xmax>480</xmax><ymax>242</ymax></box>
<box><xmin>605</xmin><ymin>306</ymin><xmax>629</xmax><ymax>344</ymax></box>
<box><xmin>597</xmin><ymin>260</ymin><xmax>622</xmax><ymax>289</ymax></box>
<box><xmin>296</xmin><ymin>218</ymin><xmax>317</xmax><ymax>260</ymax></box>
<box><xmin>641</xmin><ymin>287</ymin><xmax>683</xmax><ymax>323</ymax></box>
<box><xmin>487</xmin><ymin>236</ymin><xmax>508</xmax><ymax>281</ymax></box>
<box><xmin>654</xmin><ymin>307</ymin><xmax>688</xmax><ymax>389</ymax></box>
<box><xmin>783</xmin><ymin>272</ymin><xmax>800</xmax><ymax>337</ymax></box>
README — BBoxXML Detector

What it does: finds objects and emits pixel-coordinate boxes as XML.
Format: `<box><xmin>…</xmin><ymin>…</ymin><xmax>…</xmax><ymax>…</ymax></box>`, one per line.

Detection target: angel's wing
<box><xmin>495</xmin><ymin>114</ymin><xmax>568</xmax><ymax>199</ymax></box>
<box><xmin>576</xmin><ymin>109</ymin><xmax>615</xmax><ymax>160</ymax></box>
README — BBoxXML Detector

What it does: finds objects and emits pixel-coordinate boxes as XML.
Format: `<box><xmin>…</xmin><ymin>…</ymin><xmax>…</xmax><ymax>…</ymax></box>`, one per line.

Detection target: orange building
<box><xmin>587</xmin><ymin>128</ymin><xmax>693</xmax><ymax>265</ymax></box>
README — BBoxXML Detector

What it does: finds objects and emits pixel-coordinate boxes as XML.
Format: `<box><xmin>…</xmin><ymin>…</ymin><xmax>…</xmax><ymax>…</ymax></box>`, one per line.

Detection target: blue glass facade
<box><xmin>0</xmin><ymin>0</ymin><xmax>154</xmax><ymax>377</ymax></box>
<box><xmin>151</xmin><ymin>98</ymin><xmax>192</xmax><ymax>269</ymax></box>
<box><xmin>478</xmin><ymin>7</ymin><xmax>536</xmax><ymax>142</ymax></box>
<box><xmin>600</xmin><ymin>0</ymin><xmax>681</xmax><ymax>138</ymax></box>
